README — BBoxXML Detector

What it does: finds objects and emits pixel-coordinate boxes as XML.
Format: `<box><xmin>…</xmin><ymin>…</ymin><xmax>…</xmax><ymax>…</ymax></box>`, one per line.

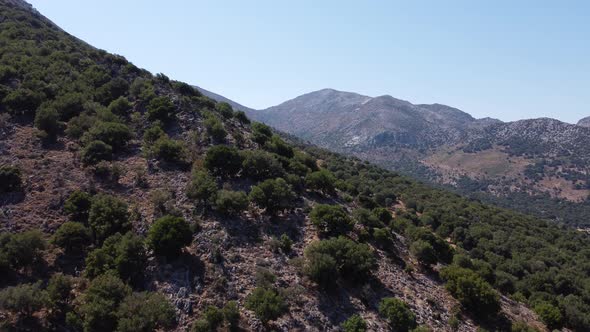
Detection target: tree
<box><xmin>251</xmin><ymin>122</ymin><xmax>272</xmax><ymax>145</ymax></box>
<box><xmin>378</xmin><ymin>298</ymin><xmax>416</xmax><ymax>332</ymax></box>
<box><xmin>1</xmin><ymin>230</ymin><xmax>46</xmax><ymax>270</ymax></box>
<box><xmin>204</xmin><ymin>145</ymin><xmax>242</xmax><ymax>177</ymax></box>
<box><xmin>107</xmin><ymin>97</ymin><xmax>132</xmax><ymax>116</ymax></box>
<box><xmin>204</xmin><ymin>115</ymin><xmax>227</xmax><ymax>142</ymax></box>
<box><xmin>341</xmin><ymin>314</ymin><xmax>367</xmax><ymax>332</ymax></box>
<box><xmin>439</xmin><ymin>266</ymin><xmax>500</xmax><ymax>317</ymax></box>
<box><xmin>214</xmin><ymin>190</ymin><xmax>249</xmax><ymax>216</ymax></box>
<box><xmin>147</xmin><ymin>96</ymin><xmax>175</xmax><ymax>123</ymax></box>
<box><xmin>234</xmin><ymin>111</ymin><xmax>250</xmax><ymax>124</ymax></box>
<box><xmin>88</xmin><ymin>194</ymin><xmax>130</xmax><ymax>243</ymax></box>
<box><xmin>248</xmin><ymin>178</ymin><xmax>296</xmax><ymax>215</ymax></box>
<box><xmin>0</xmin><ymin>165</ymin><xmax>22</xmax><ymax>193</ymax></box>
<box><xmin>81</xmin><ymin>140</ymin><xmax>113</xmax><ymax>165</ymax></box>
<box><xmin>186</xmin><ymin>170</ymin><xmax>218</xmax><ymax>205</ymax></box>
<box><xmin>310</xmin><ymin>204</ymin><xmax>353</xmax><ymax>237</ymax></box>
<box><xmin>50</xmin><ymin>92</ymin><xmax>86</xmax><ymax>120</ymax></box>
<box><xmin>34</xmin><ymin>105</ymin><xmax>60</xmax><ymax>137</ymax></box>
<box><xmin>53</xmin><ymin>222</ymin><xmax>91</xmax><ymax>253</ymax></box>
<box><xmin>147</xmin><ymin>215</ymin><xmax>193</xmax><ymax>259</ymax></box>
<box><xmin>410</xmin><ymin>240</ymin><xmax>437</xmax><ymax>266</ymax></box>
<box><xmin>244</xmin><ymin>287</ymin><xmax>286</xmax><ymax>324</ymax></box>
<box><xmin>241</xmin><ymin>150</ymin><xmax>285</xmax><ymax>180</ymax></box>
<box><xmin>46</xmin><ymin>273</ymin><xmax>74</xmax><ymax>315</ymax></box>
<box><xmin>83</xmin><ymin>121</ymin><xmax>131</xmax><ymax>152</ymax></box>
<box><xmin>533</xmin><ymin>302</ymin><xmax>562</xmax><ymax>329</ymax></box>
<box><xmin>223</xmin><ymin>301</ymin><xmax>240</xmax><ymax>329</ymax></box>
<box><xmin>151</xmin><ymin>136</ymin><xmax>186</xmax><ymax>163</ymax></box>
<box><xmin>64</xmin><ymin>190</ymin><xmax>93</xmax><ymax>222</ymax></box>
<box><xmin>3</xmin><ymin>88</ymin><xmax>44</xmax><ymax>116</ymax></box>
<box><xmin>215</xmin><ymin>102</ymin><xmax>234</xmax><ymax>119</ymax></box>
<box><xmin>0</xmin><ymin>282</ymin><xmax>46</xmax><ymax>317</ymax></box>
<box><xmin>264</xmin><ymin>135</ymin><xmax>294</xmax><ymax>158</ymax></box>
<box><xmin>80</xmin><ymin>274</ymin><xmax>131</xmax><ymax>332</ymax></box>
<box><xmin>116</xmin><ymin>292</ymin><xmax>176</xmax><ymax>332</ymax></box>
<box><xmin>142</xmin><ymin>123</ymin><xmax>165</xmax><ymax>145</ymax></box>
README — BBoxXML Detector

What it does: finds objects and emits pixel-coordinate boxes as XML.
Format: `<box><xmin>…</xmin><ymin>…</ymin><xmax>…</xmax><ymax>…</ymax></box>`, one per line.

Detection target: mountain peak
<box><xmin>577</xmin><ymin>116</ymin><xmax>590</xmax><ymax>127</ymax></box>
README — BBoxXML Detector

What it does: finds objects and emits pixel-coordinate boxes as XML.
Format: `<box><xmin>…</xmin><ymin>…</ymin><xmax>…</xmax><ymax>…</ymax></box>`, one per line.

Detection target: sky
<box><xmin>28</xmin><ymin>0</ymin><xmax>590</xmax><ymax>123</ymax></box>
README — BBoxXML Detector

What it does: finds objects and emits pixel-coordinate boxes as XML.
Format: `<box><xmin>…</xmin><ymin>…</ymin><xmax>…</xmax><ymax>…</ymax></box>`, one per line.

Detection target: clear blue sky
<box><xmin>28</xmin><ymin>0</ymin><xmax>589</xmax><ymax>123</ymax></box>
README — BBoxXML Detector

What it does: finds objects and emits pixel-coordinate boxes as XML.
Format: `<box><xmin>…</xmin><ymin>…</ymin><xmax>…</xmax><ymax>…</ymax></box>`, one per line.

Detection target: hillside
<box><xmin>0</xmin><ymin>1</ymin><xmax>589</xmax><ymax>332</ymax></box>
<box><xmin>577</xmin><ymin>116</ymin><xmax>590</xmax><ymax>128</ymax></box>
<box><xmin>250</xmin><ymin>89</ymin><xmax>590</xmax><ymax>227</ymax></box>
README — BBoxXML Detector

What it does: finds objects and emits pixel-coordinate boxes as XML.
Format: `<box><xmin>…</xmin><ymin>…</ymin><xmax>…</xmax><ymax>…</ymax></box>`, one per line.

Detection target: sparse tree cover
<box><xmin>204</xmin><ymin>145</ymin><xmax>242</xmax><ymax>177</ymax></box>
<box><xmin>310</xmin><ymin>204</ymin><xmax>353</xmax><ymax>236</ymax></box>
<box><xmin>147</xmin><ymin>215</ymin><xmax>193</xmax><ymax>259</ymax></box>
<box><xmin>378</xmin><ymin>297</ymin><xmax>416</xmax><ymax>332</ymax></box>
<box><xmin>88</xmin><ymin>194</ymin><xmax>130</xmax><ymax>243</ymax></box>
<box><xmin>248</xmin><ymin>178</ymin><xmax>296</xmax><ymax>215</ymax></box>
<box><xmin>0</xmin><ymin>165</ymin><xmax>22</xmax><ymax>193</ymax></box>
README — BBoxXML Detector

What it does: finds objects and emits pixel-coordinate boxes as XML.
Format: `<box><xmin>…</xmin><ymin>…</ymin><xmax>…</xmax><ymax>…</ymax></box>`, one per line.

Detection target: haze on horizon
<box><xmin>28</xmin><ymin>0</ymin><xmax>590</xmax><ymax>124</ymax></box>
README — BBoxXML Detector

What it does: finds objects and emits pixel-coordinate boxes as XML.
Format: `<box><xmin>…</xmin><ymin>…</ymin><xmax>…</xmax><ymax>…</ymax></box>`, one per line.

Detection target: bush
<box><xmin>353</xmin><ymin>208</ymin><xmax>382</xmax><ymax>228</ymax></box>
<box><xmin>234</xmin><ymin>111</ymin><xmax>250</xmax><ymax>124</ymax></box>
<box><xmin>0</xmin><ymin>165</ymin><xmax>22</xmax><ymax>193</ymax></box>
<box><xmin>214</xmin><ymin>190</ymin><xmax>249</xmax><ymax>216</ymax></box>
<box><xmin>80</xmin><ymin>274</ymin><xmax>131</xmax><ymax>332</ymax></box>
<box><xmin>116</xmin><ymin>292</ymin><xmax>176</xmax><ymax>332</ymax></box>
<box><xmin>410</xmin><ymin>240</ymin><xmax>437</xmax><ymax>266</ymax></box>
<box><xmin>147</xmin><ymin>96</ymin><xmax>175</xmax><ymax>123</ymax></box>
<box><xmin>64</xmin><ymin>190</ymin><xmax>93</xmax><ymax>222</ymax></box>
<box><xmin>310</xmin><ymin>204</ymin><xmax>353</xmax><ymax>237</ymax></box>
<box><xmin>304</xmin><ymin>237</ymin><xmax>375</xmax><ymax>287</ymax></box>
<box><xmin>81</xmin><ymin>140</ymin><xmax>113</xmax><ymax>165</ymax></box>
<box><xmin>107</xmin><ymin>97</ymin><xmax>132</xmax><ymax>116</ymax></box>
<box><xmin>51</xmin><ymin>92</ymin><xmax>86</xmax><ymax>120</ymax></box>
<box><xmin>46</xmin><ymin>273</ymin><xmax>73</xmax><ymax>314</ymax></box>
<box><xmin>66</xmin><ymin>113</ymin><xmax>96</xmax><ymax>138</ymax></box>
<box><xmin>372</xmin><ymin>207</ymin><xmax>393</xmax><ymax>224</ymax></box>
<box><xmin>279</xmin><ymin>233</ymin><xmax>293</xmax><ymax>253</ymax></box>
<box><xmin>215</xmin><ymin>102</ymin><xmax>234</xmax><ymax>119</ymax></box>
<box><xmin>204</xmin><ymin>114</ymin><xmax>227</xmax><ymax>142</ymax></box>
<box><xmin>152</xmin><ymin>136</ymin><xmax>186</xmax><ymax>163</ymax></box>
<box><xmin>95</xmin><ymin>78</ymin><xmax>129</xmax><ymax>105</ymax></box>
<box><xmin>0</xmin><ymin>230</ymin><xmax>46</xmax><ymax>270</ymax></box>
<box><xmin>147</xmin><ymin>215</ymin><xmax>193</xmax><ymax>259</ymax></box>
<box><xmin>3</xmin><ymin>88</ymin><xmax>44</xmax><ymax>116</ymax></box>
<box><xmin>223</xmin><ymin>301</ymin><xmax>240</xmax><ymax>329</ymax></box>
<box><xmin>34</xmin><ymin>105</ymin><xmax>60</xmax><ymax>137</ymax></box>
<box><xmin>241</xmin><ymin>150</ymin><xmax>285</xmax><ymax>180</ymax></box>
<box><xmin>533</xmin><ymin>302</ymin><xmax>562</xmax><ymax>329</ymax></box>
<box><xmin>186</xmin><ymin>170</ymin><xmax>218</xmax><ymax>205</ymax></box>
<box><xmin>378</xmin><ymin>298</ymin><xmax>416</xmax><ymax>332</ymax></box>
<box><xmin>83</xmin><ymin>121</ymin><xmax>132</xmax><ymax>151</ymax></box>
<box><xmin>248</xmin><ymin>178</ymin><xmax>296</xmax><ymax>215</ymax></box>
<box><xmin>88</xmin><ymin>194</ymin><xmax>130</xmax><ymax>243</ymax></box>
<box><xmin>264</xmin><ymin>135</ymin><xmax>294</xmax><ymax>158</ymax></box>
<box><xmin>245</xmin><ymin>287</ymin><xmax>286</xmax><ymax>324</ymax></box>
<box><xmin>204</xmin><ymin>145</ymin><xmax>242</xmax><ymax>177</ymax></box>
<box><xmin>142</xmin><ymin>123</ymin><xmax>165</xmax><ymax>145</ymax></box>
<box><xmin>84</xmin><ymin>232</ymin><xmax>146</xmax><ymax>285</ymax></box>
<box><xmin>252</xmin><ymin>122</ymin><xmax>272</xmax><ymax>145</ymax></box>
<box><xmin>341</xmin><ymin>314</ymin><xmax>367</xmax><ymax>332</ymax></box>
<box><xmin>439</xmin><ymin>266</ymin><xmax>500</xmax><ymax>317</ymax></box>
<box><xmin>0</xmin><ymin>282</ymin><xmax>45</xmax><ymax>317</ymax></box>
<box><xmin>53</xmin><ymin>222</ymin><xmax>91</xmax><ymax>253</ymax></box>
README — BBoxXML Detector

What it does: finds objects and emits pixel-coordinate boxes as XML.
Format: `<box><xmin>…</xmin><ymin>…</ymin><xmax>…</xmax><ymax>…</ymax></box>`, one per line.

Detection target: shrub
<box><xmin>84</xmin><ymin>232</ymin><xmax>146</xmax><ymax>285</ymax></box>
<box><xmin>95</xmin><ymin>78</ymin><xmax>129</xmax><ymax>105</ymax></box>
<box><xmin>264</xmin><ymin>135</ymin><xmax>294</xmax><ymax>158</ymax></box>
<box><xmin>66</xmin><ymin>113</ymin><xmax>96</xmax><ymax>138</ymax></box>
<box><xmin>234</xmin><ymin>111</ymin><xmax>250</xmax><ymax>124</ymax></box>
<box><xmin>378</xmin><ymin>298</ymin><xmax>416</xmax><ymax>332</ymax></box>
<box><xmin>214</xmin><ymin>190</ymin><xmax>249</xmax><ymax>216</ymax></box>
<box><xmin>439</xmin><ymin>266</ymin><xmax>500</xmax><ymax>317</ymax></box>
<box><xmin>1</xmin><ymin>230</ymin><xmax>46</xmax><ymax>270</ymax></box>
<box><xmin>341</xmin><ymin>314</ymin><xmax>367</xmax><ymax>332</ymax></box>
<box><xmin>279</xmin><ymin>233</ymin><xmax>293</xmax><ymax>253</ymax></box>
<box><xmin>34</xmin><ymin>105</ymin><xmax>60</xmax><ymax>137</ymax></box>
<box><xmin>244</xmin><ymin>287</ymin><xmax>286</xmax><ymax>324</ymax></box>
<box><xmin>223</xmin><ymin>301</ymin><xmax>240</xmax><ymax>329</ymax></box>
<box><xmin>533</xmin><ymin>302</ymin><xmax>562</xmax><ymax>329</ymax></box>
<box><xmin>204</xmin><ymin>114</ymin><xmax>227</xmax><ymax>142</ymax></box>
<box><xmin>241</xmin><ymin>150</ymin><xmax>285</xmax><ymax>180</ymax></box>
<box><xmin>142</xmin><ymin>123</ymin><xmax>165</xmax><ymax>145</ymax></box>
<box><xmin>46</xmin><ymin>273</ymin><xmax>73</xmax><ymax>313</ymax></box>
<box><xmin>107</xmin><ymin>97</ymin><xmax>132</xmax><ymax>116</ymax></box>
<box><xmin>88</xmin><ymin>194</ymin><xmax>130</xmax><ymax>243</ymax></box>
<box><xmin>186</xmin><ymin>170</ymin><xmax>218</xmax><ymax>205</ymax></box>
<box><xmin>152</xmin><ymin>136</ymin><xmax>186</xmax><ymax>163</ymax></box>
<box><xmin>310</xmin><ymin>204</ymin><xmax>353</xmax><ymax>237</ymax></box>
<box><xmin>0</xmin><ymin>282</ymin><xmax>45</xmax><ymax>317</ymax></box>
<box><xmin>353</xmin><ymin>208</ymin><xmax>382</xmax><ymax>228</ymax></box>
<box><xmin>0</xmin><ymin>165</ymin><xmax>22</xmax><ymax>193</ymax></box>
<box><xmin>81</xmin><ymin>140</ymin><xmax>113</xmax><ymax>165</ymax></box>
<box><xmin>248</xmin><ymin>178</ymin><xmax>296</xmax><ymax>215</ymax></box>
<box><xmin>510</xmin><ymin>321</ymin><xmax>540</xmax><ymax>332</ymax></box>
<box><xmin>215</xmin><ymin>102</ymin><xmax>234</xmax><ymax>118</ymax></box>
<box><xmin>410</xmin><ymin>240</ymin><xmax>437</xmax><ymax>266</ymax></box>
<box><xmin>53</xmin><ymin>222</ymin><xmax>91</xmax><ymax>253</ymax></box>
<box><xmin>204</xmin><ymin>145</ymin><xmax>242</xmax><ymax>177</ymax></box>
<box><xmin>304</xmin><ymin>237</ymin><xmax>375</xmax><ymax>287</ymax></box>
<box><xmin>372</xmin><ymin>207</ymin><xmax>393</xmax><ymax>224</ymax></box>
<box><xmin>147</xmin><ymin>215</ymin><xmax>193</xmax><ymax>259</ymax></box>
<box><xmin>116</xmin><ymin>292</ymin><xmax>176</xmax><ymax>332</ymax></box>
<box><xmin>83</xmin><ymin>121</ymin><xmax>131</xmax><ymax>151</ymax></box>
<box><xmin>252</xmin><ymin>122</ymin><xmax>272</xmax><ymax>145</ymax></box>
<box><xmin>50</xmin><ymin>92</ymin><xmax>86</xmax><ymax>120</ymax></box>
<box><xmin>64</xmin><ymin>190</ymin><xmax>93</xmax><ymax>222</ymax></box>
<box><xmin>3</xmin><ymin>88</ymin><xmax>44</xmax><ymax>116</ymax></box>
<box><xmin>80</xmin><ymin>274</ymin><xmax>131</xmax><ymax>332</ymax></box>
<box><xmin>147</xmin><ymin>96</ymin><xmax>175</xmax><ymax>123</ymax></box>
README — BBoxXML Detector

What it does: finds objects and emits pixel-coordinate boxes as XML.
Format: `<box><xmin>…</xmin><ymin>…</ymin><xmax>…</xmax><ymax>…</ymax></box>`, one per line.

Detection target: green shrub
<box><xmin>147</xmin><ymin>96</ymin><xmax>175</xmax><ymax>123</ymax></box>
<box><xmin>53</xmin><ymin>222</ymin><xmax>91</xmax><ymax>253</ymax></box>
<box><xmin>34</xmin><ymin>105</ymin><xmax>60</xmax><ymax>137</ymax></box>
<box><xmin>223</xmin><ymin>301</ymin><xmax>240</xmax><ymax>329</ymax></box>
<box><xmin>64</xmin><ymin>190</ymin><xmax>93</xmax><ymax>222</ymax></box>
<box><xmin>533</xmin><ymin>302</ymin><xmax>562</xmax><ymax>329</ymax></box>
<box><xmin>0</xmin><ymin>282</ymin><xmax>46</xmax><ymax>317</ymax></box>
<box><xmin>214</xmin><ymin>190</ymin><xmax>249</xmax><ymax>216</ymax></box>
<box><xmin>81</xmin><ymin>140</ymin><xmax>113</xmax><ymax>165</ymax></box>
<box><xmin>279</xmin><ymin>233</ymin><xmax>293</xmax><ymax>253</ymax></box>
<box><xmin>95</xmin><ymin>77</ymin><xmax>129</xmax><ymax>105</ymax></box>
<box><xmin>46</xmin><ymin>273</ymin><xmax>73</xmax><ymax>313</ymax></box>
<box><xmin>241</xmin><ymin>150</ymin><xmax>285</xmax><ymax>180</ymax></box>
<box><xmin>147</xmin><ymin>215</ymin><xmax>193</xmax><ymax>259</ymax></box>
<box><xmin>80</xmin><ymin>274</ymin><xmax>131</xmax><ymax>332</ymax></box>
<box><xmin>510</xmin><ymin>321</ymin><xmax>540</xmax><ymax>332</ymax></box>
<box><xmin>0</xmin><ymin>230</ymin><xmax>46</xmax><ymax>270</ymax></box>
<box><xmin>252</xmin><ymin>122</ymin><xmax>272</xmax><ymax>145</ymax></box>
<box><xmin>88</xmin><ymin>194</ymin><xmax>130</xmax><ymax>243</ymax></box>
<box><xmin>0</xmin><ymin>165</ymin><xmax>22</xmax><ymax>193</ymax></box>
<box><xmin>310</xmin><ymin>204</ymin><xmax>353</xmax><ymax>237</ymax></box>
<box><xmin>305</xmin><ymin>169</ymin><xmax>337</xmax><ymax>195</ymax></box>
<box><xmin>66</xmin><ymin>113</ymin><xmax>96</xmax><ymax>138</ymax></box>
<box><xmin>215</xmin><ymin>102</ymin><xmax>234</xmax><ymax>119</ymax></box>
<box><xmin>152</xmin><ymin>136</ymin><xmax>186</xmax><ymax>163</ymax></box>
<box><xmin>378</xmin><ymin>297</ymin><xmax>416</xmax><ymax>332</ymax></box>
<box><xmin>234</xmin><ymin>111</ymin><xmax>250</xmax><ymax>124</ymax></box>
<box><xmin>248</xmin><ymin>178</ymin><xmax>296</xmax><ymax>215</ymax></box>
<box><xmin>116</xmin><ymin>292</ymin><xmax>176</xmax><ymax>332</ymax></box>
<box><xmin>83</xmin><ymin>121</ymin><xmax>132</xmax><ymax>151</ymax></box>
<box><xmin>410</xmin><ymin>240</ymin><xmax>437</xmax><ymax>266</ymax></box>
<box><xmin>353</xmin><ymin>208</ymin><xmax>382</xmax><ymax>228</ymax></box>
<box><xmin>204</xmin><ymin>145</ymin><xmax>242</xmax><ymax>177</ymax></box>
<box><xmin>304</xmin><ymin>237</ymin><xmax>375</xmax><ymax>287</ymax></box>
<box><xmin>84</xmin><ymin>232</ymin><xmax>146</xmax><ymax>285</ymax></box>
<box><xmin>204</xmin><ymin>114</ymin><xmax>227</xmax><ymax>142</ymax></box>
<box><xmin>245</xmin><ymin>287</ymin><xmax>286</xmax><ymax>324</ymax></box>
<box><xmin>264</xmin><ymin>135</ymin><xmax>294</xmax><ymax>158</ymax></box>
<box><xmin>186</xmin><ymin>170</ymin><xmax>218</xmax><ymax>205</ymax></box>
<box><xmin>439</xmin><ymin>266</ymin><xmax>500</xmax><ymax>317</ymax></box>
<box><xmin>372</xmin><ymin>207</ymin><xmax>393</xmax><ymax>224</ymax></box>
<box><xmin>107</xmin><ymin>97</ymin><xmax>132</xmax><ymax>116</ymax></box>
<box><xmin>341</xmin><ymin>314</ymin><xmax>367</xmax><ymax>332</ymax></box>
<box><xmin>3</xmin><ymin>88</ymin><xmax>44</xmax><ymax>116</ymax></box>
<box><xmin>142</xmin><ymin>123</ymin><xmax>165</xmax><ymax>145</ymax></box>
<box><xmin>50</xmin><ymin>92</ymin><xmax>86</xmax><ymax>120</ymax></box>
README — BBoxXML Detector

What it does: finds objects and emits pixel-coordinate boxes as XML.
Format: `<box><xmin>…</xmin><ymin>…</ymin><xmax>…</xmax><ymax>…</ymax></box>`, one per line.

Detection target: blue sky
<box><xmin>28</xmin><ymin>1</ymin><xmax>589</xmax><ymax>123</ymax></box>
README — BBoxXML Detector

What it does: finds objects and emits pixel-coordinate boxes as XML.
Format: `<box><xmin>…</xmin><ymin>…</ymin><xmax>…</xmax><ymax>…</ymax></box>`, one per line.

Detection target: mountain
<box><xmin>194</xmin><ymin>85</ymin><xmax>255</xmax><ymax>114</ymax></box>
<box><xmin>578</xmin><ymin>116</ymin><xmax>590</xmax><ymax>127</ymax></box>
<box><xmin>1</xmin><ymin>1</ymin><xmax>590</xmax><ymax>331</ymax></box>
<box><xmin>251</xmin><ymin>89</ymin><xmax>590</xmax><ymax>227</ymax></box>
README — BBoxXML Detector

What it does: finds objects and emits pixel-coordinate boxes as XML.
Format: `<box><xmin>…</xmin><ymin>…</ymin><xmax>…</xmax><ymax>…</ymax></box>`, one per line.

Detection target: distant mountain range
<box><xmin>198</xmin><ymin>87</ymin><xmax>590</xmax><ymax>226</ymax></box>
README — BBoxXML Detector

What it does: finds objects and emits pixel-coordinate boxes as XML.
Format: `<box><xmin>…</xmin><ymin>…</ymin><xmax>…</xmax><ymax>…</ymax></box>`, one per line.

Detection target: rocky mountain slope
<box><xmin>1</xmin><ymin>1</ymin><xmax>589</xmax><ymax>332</ymax></box>
<box><xmin>577</xmin><ymin>116</ymin><xmax>590</xmax><ymax>128</ymax></box>
<box><xmin>247</xmin><ymin>89</ymin><xmax>590</xmax><ymax>227</ymax></box>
